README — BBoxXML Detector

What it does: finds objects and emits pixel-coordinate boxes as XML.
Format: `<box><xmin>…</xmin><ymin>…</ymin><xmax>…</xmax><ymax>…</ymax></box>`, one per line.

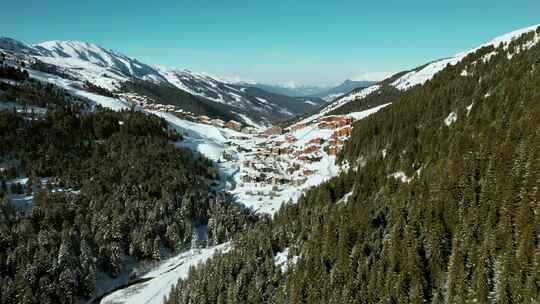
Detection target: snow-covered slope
<box><xmin>304</xmin><ymin>24</ymin><xmax>540</xmax><ymax>123</ymax></box>
<box><xmin>392</xmin><ymin>24</ymin><xmax>540</xmax><ymax>90</ymax></box>
<box><xmin>31</xmin><ymin>40</ymin><xmax>166</xmax><ymax>90</ymax></box>
<box><xmin>0</xmin><ymin>37</ymin><xmax>321</xmax><ymax>125</ymax></box>
<box><xmin>298</xmin><ymin>85</ymin><xmax>380</xmax><ymax>124</ymax></box>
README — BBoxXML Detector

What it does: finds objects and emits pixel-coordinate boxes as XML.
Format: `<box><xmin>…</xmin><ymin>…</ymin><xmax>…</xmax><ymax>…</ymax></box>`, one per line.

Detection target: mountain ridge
<box><xmin>0</xmin><ymin>37</ymin><xmax>327</xmax><ymax>126</ymax></box>
<box><xmin>297</xmin><ymin>23</ymin><xmax>540</xmax><ymax>126</ymax></box>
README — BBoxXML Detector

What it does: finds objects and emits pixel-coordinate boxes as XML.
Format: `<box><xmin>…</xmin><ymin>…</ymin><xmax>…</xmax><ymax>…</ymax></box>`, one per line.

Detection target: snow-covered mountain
<box><xmin>300</xmin><ymin>23</ymin><xmax>540</xmax><ymax>125</ymax></box>
<box><xmin>0</xmin><ymin>38</ymin><xmax>325</xmax><ymax>125</ymax></box>
<box><xmin>313</xmin><ymin>79</ymin><xmax>376</xmax><ymax>101</ymax></box>
<box><xmin>239</xmin><ymin>82</ymin><xmax>333</xmax><ymax>97</ymax></box>
<box><xmin>239</xmin><ymin>79</ymin><xmax>375</xmax><ymax>100</ymax></box>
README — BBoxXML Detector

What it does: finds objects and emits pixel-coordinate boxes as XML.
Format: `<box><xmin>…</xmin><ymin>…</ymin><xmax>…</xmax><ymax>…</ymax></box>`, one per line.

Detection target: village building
<box><xmin>242</xmin><ymin>127</ymin><xmax>257</xmax><ymax>134</ymax></box>
<box><xmin>211</xmin><ymin>119</ymin><xmax>225</xmax><ymax>127</ymax></box>
<box><xmin>303</xmin><ymin>169</ymin><xmax>315</xmax><ymax>177</ymax></box>
<box><xmin>285</xmin><ymin>135</ymin><xmax>297</xmax><ymax>143</ymax></box>
<box><xmin>302</xmin><ymin>145</ymin><xmax>320</xmax><ymax>154</ymax></box>
<box><xmin>308</xmin><ymin>137</ymin><xmax>324</xmax><ymax>145</ymax></box>
<box><xmin>263</xmin><ymin>126</ymin><xmax>283</xmax><ymax>135</ymax></box>
<box><xmin>225</xmin><ymin>120</ymin><xmax>242</xmax><ymax>131</ymax></box>
<box><xmin>288</xmin><ymin>123</ymin><xmax>306</xmax><ymax>132</ymax></box>
<box><xmin>325</xmin><ymin>145</ymin><xmax>340</xmax><ymax>156</ymax></box>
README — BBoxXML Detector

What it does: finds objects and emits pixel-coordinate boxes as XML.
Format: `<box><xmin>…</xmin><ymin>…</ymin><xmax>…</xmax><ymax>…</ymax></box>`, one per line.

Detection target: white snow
<box><xmin>390</xmin><ymin>171</ymin><xmax>411</xmax><ymax>183</ymax></box>
<box><xmin>391</xmin><ymin>24</ymin><xmax>540</xmax><ymax>90</ymax></box>
<box><xmin>274</xmin><ymin>248</ymin><xmax>299</xmax><ymax>273</ymax></box>
<box><xmin>304</xmin><ymin>100</ymin><xmax>318</xmax><ymax>106</ymax></box>
<box><xmin>27</xmin><ymin>69</ymin><xmax>130</xmax><ymax>111</ymax></box>
<box><xmin>300</xmin><ymin>85</ymin><xmax>380</xmax><ymax>124</ymax></box>
<box><xmin>236</xmin><ymin>113</ymin><xmax>267</xmax><ymax>129</ymax></box>
<box><xmin>101</xmin><ymin>243</ymin><xmax>230</xmax><ymax>304</ymax></box>
<box><xmin>152</xmin><ymin>112</ymin><xmax>238</xmax><ymax>161</ymax></box>
<box><xmin>255</xmin><ymin>97</ymin><xmax>269</xmax><ymax>104</ymax></box>
<box><xmin>347</xmin><ymin>103</ymin><xmax>391</xmax><ymax>120</ymax></box>
<box><xmin>322</xmin><ymin>92</ymin><xmax>344</xmax><ymax>102</ymax></box>
<box><xmin>466</xmin><ymin>103</ymin><xmax>474</xmax><ymax>116</ymax></box>
<box><xmin>444</xmin><ymin>111</ymin><xmax>458</xmax><ymax>126</ymax></box>
<box><xmin>337</xmin><ymin>190</ymin><xmax>353</xmax><ymax>204</ymax></box>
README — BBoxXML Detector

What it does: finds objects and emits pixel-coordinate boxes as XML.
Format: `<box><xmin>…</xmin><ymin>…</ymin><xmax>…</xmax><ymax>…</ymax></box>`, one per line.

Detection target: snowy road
<box><xmin>100</xmin><ymin>243</ymin><xmax>230</xmax><ymax>304</ymax></box>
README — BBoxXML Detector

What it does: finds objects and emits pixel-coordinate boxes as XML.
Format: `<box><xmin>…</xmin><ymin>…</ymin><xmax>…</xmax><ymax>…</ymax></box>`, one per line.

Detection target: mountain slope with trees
<box><xmin>164</xmin><ymin>26</ymin><xmax>540</xmax><ymax>304</ymax></box>
<box><xmin>0</xmin><ymin>74</ymin><xmax>256</xmax><ymax>303</ymax></box>
<box><xmin>0</xmin><ymin>38</ymin><xmax>324</xmax><ymax>126</ymax></box>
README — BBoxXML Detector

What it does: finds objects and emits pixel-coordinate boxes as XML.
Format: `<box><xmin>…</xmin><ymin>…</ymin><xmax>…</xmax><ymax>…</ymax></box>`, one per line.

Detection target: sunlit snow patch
<box><xmin>101</xmin><ymin>243</ymin><xmax>230</xmax><ymax>304</ymax></box>
<box><xmin>390</xmin><ymin>171</ymin><xmax>411</xmax><ymax>183</ymax></box>
<box><xmin>444</xmin><ymin>112</ymin><xmax>458</xmax><ymax>126</ymax></box>
<box><xmin>274</xmin><ymin>248</ymin><xmax>299</xmax><ymax>273</ymax></box>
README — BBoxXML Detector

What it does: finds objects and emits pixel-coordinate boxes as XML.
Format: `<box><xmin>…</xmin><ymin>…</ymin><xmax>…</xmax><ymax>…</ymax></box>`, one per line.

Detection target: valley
<box><xmin>1</xmin><ymin>19</ymin><xmax>540</xmax><ymax>304</ymax></box>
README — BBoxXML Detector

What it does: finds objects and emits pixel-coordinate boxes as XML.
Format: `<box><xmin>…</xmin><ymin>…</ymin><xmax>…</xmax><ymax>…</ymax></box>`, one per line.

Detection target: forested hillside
<box><xmin>0</xmin><ymin>77</ymin><xmax>256</xmax><ymax>303</ymax></box>
<box><xmin>165</xmin><ymin>27</ymin><xmax>540</xmax><ymax>304</ymax></box>
<box><xmin>119</xmin><ymin>79</ymin><xmax>241</xmax><ymax>122</ymax></box>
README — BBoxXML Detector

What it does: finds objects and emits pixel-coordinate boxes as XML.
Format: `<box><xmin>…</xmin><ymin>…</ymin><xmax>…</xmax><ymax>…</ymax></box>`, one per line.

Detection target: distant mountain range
<box><xmin>241</xmin><ymin>79</ymin><xmax>376</xmax><ymax>100</ymax></box>
<box><xmin>0</xmin><ymin>38</ymin><xmax>328</xmax><ymax>126</ymax></box>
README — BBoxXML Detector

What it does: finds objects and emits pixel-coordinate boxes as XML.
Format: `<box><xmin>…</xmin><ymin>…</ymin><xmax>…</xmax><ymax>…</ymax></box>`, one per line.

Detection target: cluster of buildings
<box><xmin>234</xmin><ymin>114</ymin><xmax>356</xmax><ymax>196</ymax></box>
<box><xmin>119</xmin><ymin>93</ymin><xmax>257</xmax><ymax>133</ymax></box>
<box><xmin>287</xmin><ymin>115</ymin><xmax>354</xmax><ymax>159</ymax></box>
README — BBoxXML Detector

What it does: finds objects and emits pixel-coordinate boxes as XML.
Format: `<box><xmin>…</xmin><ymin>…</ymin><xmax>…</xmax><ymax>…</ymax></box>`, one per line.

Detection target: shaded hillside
<box><xmin>119</xmin><ymin>79</ymin><xmax>242</xmax><ymax>123</ymax></box>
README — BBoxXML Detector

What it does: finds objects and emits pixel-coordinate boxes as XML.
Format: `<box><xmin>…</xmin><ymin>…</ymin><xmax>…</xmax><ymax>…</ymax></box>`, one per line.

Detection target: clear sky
<box><xmin>2</xmin><ymin>0</ymin><xmax>539</xmax><ymax>85</ymax></box>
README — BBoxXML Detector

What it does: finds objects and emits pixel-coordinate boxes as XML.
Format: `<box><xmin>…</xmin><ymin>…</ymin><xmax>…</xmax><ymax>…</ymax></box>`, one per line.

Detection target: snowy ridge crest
<box><xmin>305</xmin><ymin>23</ymin><xmax>540</xmax><ymax>124</ymax></box>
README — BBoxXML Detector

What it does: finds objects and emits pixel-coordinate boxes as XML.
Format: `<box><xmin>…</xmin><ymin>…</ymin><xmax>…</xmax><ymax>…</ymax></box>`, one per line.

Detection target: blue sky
<box><xmin>2</xmin><ymin>0</ymin><xmax>539</xmax><ymax>85</ymax></box>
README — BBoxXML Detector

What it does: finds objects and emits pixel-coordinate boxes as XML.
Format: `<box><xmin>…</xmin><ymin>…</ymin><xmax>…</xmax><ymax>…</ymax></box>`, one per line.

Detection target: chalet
<box><xmin>199</xmin><ymin>115</ymin><xmax>211</xmax><ymax>123</ymax></box>
<box><xmin>289</xmin><ymin>123</ymin><xmax>306</xmax><ymax>132</ymax></box>
<box><xmin>308</xmin><ymin>137</ymin><xmax>324</xmax><ymax>145</ymax></box>
<box><xmin>316</xmin><ymin>116</ymin><xmax>353</xmax><ymax>129</ymax></box>
<box><xmin>329</xmin><ymin>138</ymin><xmax>345</xmax><ymax>146</ymax></box>
<box><xmin>242</xmin><ymin>127</ymin><xmax>257</xmax><ymax>134</ymax></box>
<box><xmin>317</xmin><ymin>122</ymin><xmax>333</xmax><ymax>129</ymax></box>
<box><xmin>320</xmin><ymin>115</ymin><xmax>352</xmax><ymax>124</ymax></box>
<box><xmin>211</xmin><ymin>119</ymin><xmax>225</xmax><ymax>127</ymax></box>
<box><xmin>263</xmin><ymin>126</ymin><xmax>283</xmax><ymax>135</ymax></box>
<box><xmin>285</xmin><ymin>135</ymin><xmax>297</xmax><ymax>143</ymax></box>
<box><xmin>332</xmin><ymin>126</ymin><xmax>352</xmax><ymax>137</ymax></box>
<box><xmin>297</xmin><ymin>155</ymin><xmax>309</xmax><ymax>161</ymax></box>
<box><xmin>325</xmin><ymin>145</ymin><xmax>340</xmax><ymax>156</ymax></box>
<box><xmin>302</xmin><ymin>145</ymin><xmax>320</xmax><ymax>154</ymax></box>
<box><xmin>303</xmin><ymin>169</ymin><xmax>315</xmax><ymax>177</ymax></box>
<box><xmin>225</xmin><ymin>120</ymin><xmax>242</xmax><ymax>131</ymax></box>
